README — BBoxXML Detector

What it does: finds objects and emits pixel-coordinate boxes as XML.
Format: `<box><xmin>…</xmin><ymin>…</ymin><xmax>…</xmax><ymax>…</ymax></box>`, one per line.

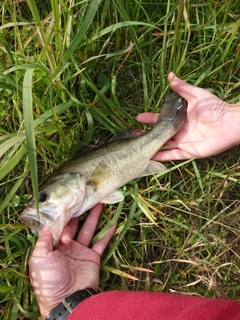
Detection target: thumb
<box><xmin>168</xmin><ymin>72</ymin><xmax>200</xmax><ymax>101</ymax></box>
<box><xmin>33</xmin><ymin>227</ymin><xmax>54</xmax><ymax>254</ymax></box>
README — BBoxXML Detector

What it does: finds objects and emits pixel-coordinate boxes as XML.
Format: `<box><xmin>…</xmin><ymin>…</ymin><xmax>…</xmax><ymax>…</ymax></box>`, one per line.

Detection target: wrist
<box><xmin>226</xmin><ymin>102</ymin><xmax>240</xmax><ymax>147</ymax></box>
<box><xmin>44</xmin><ymin>288</ymin><xmax>97</xmax><ymax>320</ymax></box>
<box><xmin>38</xmin><ymin>298</ymin><xmax>62</xmax><ymax>319</ymax></box>
<box><xmin>233</xmin><ymin>102</ymin><xmax>240</xmax><ymax>140</ymax></box>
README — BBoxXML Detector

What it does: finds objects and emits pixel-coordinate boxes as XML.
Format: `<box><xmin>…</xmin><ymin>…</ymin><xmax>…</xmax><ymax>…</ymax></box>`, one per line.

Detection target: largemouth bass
<box><xmin>20</xmin><ymin>91</ymin><xmax>187</xmax><ymax>246</ymax></box>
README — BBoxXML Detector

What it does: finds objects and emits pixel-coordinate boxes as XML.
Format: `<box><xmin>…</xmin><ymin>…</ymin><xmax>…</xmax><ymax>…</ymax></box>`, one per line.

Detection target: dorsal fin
<box><xmin>72</xmin><ymin>127</ymin><xmax>146</xmax><ymax>159</ymax></box>
<box><xmin>108</xmin><ymin>127</ymin><xmax>146</xmax><ymax>142</ymax></box>
<box><xmin>72</xmin><ymin>145</ymin><xmax>98</xmax><ymax>159</ymax></box>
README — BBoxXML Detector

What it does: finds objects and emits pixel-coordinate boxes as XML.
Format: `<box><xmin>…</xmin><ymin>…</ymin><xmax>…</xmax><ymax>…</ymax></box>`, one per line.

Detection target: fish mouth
<box><xmin>19</xmin><ymin>209</ymin><xmax>64</xmax><ymax>247</ymax></box>
<box><xmin>19</xmin><ymin>213</ymin><xmax>49</xmax><ymax>234</ymax></box>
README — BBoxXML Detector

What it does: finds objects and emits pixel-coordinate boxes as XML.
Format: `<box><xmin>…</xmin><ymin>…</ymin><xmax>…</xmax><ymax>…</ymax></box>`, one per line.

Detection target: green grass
<box><xmin>0</xmin><ymin>0</ymin><xmax>240</xmax><ymax>318</ymax></box>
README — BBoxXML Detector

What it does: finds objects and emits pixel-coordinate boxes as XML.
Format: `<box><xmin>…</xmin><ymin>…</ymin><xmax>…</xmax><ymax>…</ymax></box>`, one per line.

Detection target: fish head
<box><xmin>19</xmin><ymin>172</ymin><xmax>86</xmax><ymax>246</ymax></box>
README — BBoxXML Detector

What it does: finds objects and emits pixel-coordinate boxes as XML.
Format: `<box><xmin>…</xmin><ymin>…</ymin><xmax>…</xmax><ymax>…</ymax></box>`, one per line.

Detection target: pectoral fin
<box><xmin>100</xmin><ymin>190</ymin><xmax>124</xmax><ymax>204</ymax></box>
<box><xmin>138</xmin><ymin>160</ymin><xmax>167</xmax><ymax>178</ymax></box>
<box><xmin>90</xmin><ymin>160</ymin><xmax>111</xmax><ymax>189</ymax></box>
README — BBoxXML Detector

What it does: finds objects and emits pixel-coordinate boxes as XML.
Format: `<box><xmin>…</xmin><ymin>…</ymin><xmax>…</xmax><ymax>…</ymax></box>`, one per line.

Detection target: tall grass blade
<box><xmin>51</xmin><ymin>0</ymin><xmax>101</xmax><ymax>81</ymax></box>
<box><xmin>22</xmin><ymin>69</ymin><xmax>38</xmax><ymax>212</ymax></box>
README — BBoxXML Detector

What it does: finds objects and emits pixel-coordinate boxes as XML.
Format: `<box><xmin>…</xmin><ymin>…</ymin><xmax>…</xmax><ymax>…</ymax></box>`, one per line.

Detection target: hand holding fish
<box><xmin>28</xmin><ymin>204</ymin><xmax>116</xmax><ymax>320</ymax></box>
<box><xmin>137</xmin><ymin>72</ymin><xmax>240</xmax><ymax>161</ymax></box>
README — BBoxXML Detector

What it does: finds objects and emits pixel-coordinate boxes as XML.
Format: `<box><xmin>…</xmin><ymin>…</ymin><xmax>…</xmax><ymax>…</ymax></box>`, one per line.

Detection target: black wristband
<box><xmin>45</xmin><ymin>288</ymin><xmax>97</xmax><ymax>320</ymax></box>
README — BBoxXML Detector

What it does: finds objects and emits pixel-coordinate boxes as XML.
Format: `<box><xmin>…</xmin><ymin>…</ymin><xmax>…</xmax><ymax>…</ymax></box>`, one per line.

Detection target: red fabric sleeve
<box><xmin>68</xmin><ymin>291</ymin><xmax>240</xmax><ymax>320</ymax></box>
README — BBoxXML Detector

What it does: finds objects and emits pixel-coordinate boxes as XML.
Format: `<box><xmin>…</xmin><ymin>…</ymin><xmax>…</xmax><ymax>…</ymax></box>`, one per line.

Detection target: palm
<box><xmin>137</xmin><ymin>72</ymin><xmax>240</xmax><ymax>160</ymax></box>
<box><xmin>44</xmin><ymin>241</ymin><xmax>101</xmax><ymax>295</ymax></box>
<box><xmin>29</xmin><ymin>204</ymin><xmax>115</xmax><ymax>319</ymax></box>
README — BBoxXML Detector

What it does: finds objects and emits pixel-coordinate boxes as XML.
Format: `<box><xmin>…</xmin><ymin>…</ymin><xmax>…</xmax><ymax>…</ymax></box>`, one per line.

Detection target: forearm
<box><xmin>68</xmin><ymin>291</ymin><xmax>240</xmax><ymax>320</ymax></box>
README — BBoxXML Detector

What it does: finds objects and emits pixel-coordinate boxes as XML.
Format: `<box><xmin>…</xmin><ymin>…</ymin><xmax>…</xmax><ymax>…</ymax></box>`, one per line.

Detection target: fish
<box><xmin>19</xmin><ymin>91</ymin><xmax>187</xmax><ymax>246</ymax></box>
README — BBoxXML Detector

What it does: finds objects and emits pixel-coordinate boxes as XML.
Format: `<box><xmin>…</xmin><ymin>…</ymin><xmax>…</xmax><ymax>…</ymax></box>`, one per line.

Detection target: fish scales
<box><xmin>57</xmin><ymin>113</ymin><xmax>178</xmax><ymax>183</ymax></box>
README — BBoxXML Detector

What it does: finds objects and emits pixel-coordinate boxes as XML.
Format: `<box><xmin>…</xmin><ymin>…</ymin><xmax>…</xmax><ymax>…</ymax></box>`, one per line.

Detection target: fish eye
<box><xmin>38</xmin><ymin>192</ymin><xmax>48</xmax><ymax>203</ymax></box>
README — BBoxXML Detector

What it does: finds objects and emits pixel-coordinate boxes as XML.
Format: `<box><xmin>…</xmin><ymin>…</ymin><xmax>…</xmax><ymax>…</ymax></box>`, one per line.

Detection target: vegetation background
<box><xmin>0</xmin><ymin>0</ymin><xmax>239</xmax><ymax>319</ymax></box>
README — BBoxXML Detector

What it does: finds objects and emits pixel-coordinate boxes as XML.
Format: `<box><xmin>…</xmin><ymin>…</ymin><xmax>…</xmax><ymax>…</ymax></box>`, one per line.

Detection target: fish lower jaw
<box><xmin>19</xmin><ymin>215</ymin><xmax>45</xmax><ymax>234</ymax></box>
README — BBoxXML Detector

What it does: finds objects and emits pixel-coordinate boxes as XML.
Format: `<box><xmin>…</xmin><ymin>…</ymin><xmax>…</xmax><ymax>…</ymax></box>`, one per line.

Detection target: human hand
<box><xmin>137</xmin><ymin>72</ymin><xmax>240</xmax><ymax>160</ymax></box>
<box><xmin>29</xmin><ymin>204</ymin><xmax>116</xmax><ymax>319</ymax></box>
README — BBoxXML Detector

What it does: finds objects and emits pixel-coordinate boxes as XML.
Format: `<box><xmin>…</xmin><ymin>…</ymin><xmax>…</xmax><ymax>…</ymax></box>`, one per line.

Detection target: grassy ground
<box><xmin>0</xmin><ymin>0</ymin><xmax>239</xmax><ymax>319</ymax></box>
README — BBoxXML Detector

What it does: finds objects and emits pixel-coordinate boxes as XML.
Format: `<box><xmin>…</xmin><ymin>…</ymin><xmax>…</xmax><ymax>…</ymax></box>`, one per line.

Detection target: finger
<box><xmin>136</xmin><ymin>113</ymin><xmax>159</xmax><ymax>124</ymax></box>
<box><xmin>31</xmin><ymin>227</ymin><xmax>53</xmax><ymax>255</ymax></box>
<box><xmin>152</xmin><ymin>148</ymin><xmax>194</xmax><ymax>161</ymax></box>
<box><xmin>77</xmin><ymin>203</ymin><xmax>103</xmax><ymax>247</ymax></box>
<box><xmin>168</xmin><ymin>72</ymin><xmax>204</xmax><ymax>102</ymax></box>
<box><xmin>92</xmin><ymin>223</ymin><xmax>117</xmax><ymax>256</ymax></box>
<box><xmin>60</xmin><ymin>217</ymin><xmax>79</xmax><ymax>244</ymax></box>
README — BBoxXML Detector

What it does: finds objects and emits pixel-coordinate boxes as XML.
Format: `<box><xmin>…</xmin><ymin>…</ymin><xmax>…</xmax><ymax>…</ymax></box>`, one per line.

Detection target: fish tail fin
<box><xmin>157</xmin><ymin>91</ymin><xmax>187</xmax><ymax>124</ymax></box>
